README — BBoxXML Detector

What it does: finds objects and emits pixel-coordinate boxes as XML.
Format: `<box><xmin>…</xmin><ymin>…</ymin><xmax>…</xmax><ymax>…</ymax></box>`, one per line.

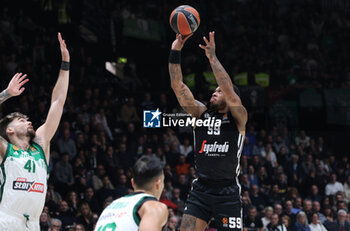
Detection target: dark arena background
<box><xmin>0</xmin><ymin>0</ymin><xmax>350</xmax><ymax>230</ymax></box>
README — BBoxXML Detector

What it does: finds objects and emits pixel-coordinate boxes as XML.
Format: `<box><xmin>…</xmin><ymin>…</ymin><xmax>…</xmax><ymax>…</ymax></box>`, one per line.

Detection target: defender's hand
<box><xmin>199</xmin><ymin>31</ymin><xmax>216</xmax><ymax>61</ymax></box>
<box><xmin>7</xmin><ymin>73</ymin><xmax>29</xmax><ymax>96</ymax></box>
<box><xmin>171</xmin><ymin>33</ymin><xmax>192</xmax><ymax>51</ymax></box>
<box><xmin>58</xmin><ymin>32</ymin><xmax>70</xmax><ymax>62</ymax></box>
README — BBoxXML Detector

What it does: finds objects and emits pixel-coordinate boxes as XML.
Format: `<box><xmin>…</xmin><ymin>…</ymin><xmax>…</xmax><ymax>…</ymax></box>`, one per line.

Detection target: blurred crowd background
<box><xmin>0</xmin><ymin>0</ymin><xmax>349</xmax><ymax>230</ymax></box>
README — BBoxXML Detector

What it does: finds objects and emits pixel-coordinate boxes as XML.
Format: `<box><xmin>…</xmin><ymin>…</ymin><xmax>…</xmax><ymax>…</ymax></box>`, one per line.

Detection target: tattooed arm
<box><xmin>0</xmin><ymin>73</ymin><xmax>29</xmax><ymax>157</ymax></box>
<box><xmin>199</xmin><ymin>31</ymin><xmax>247</xmax><ymax>133</ymax></box>
<box><xmin>169</xmin><ymin>34</ymin><xmax>207</xmax><ymax>118</ymax></box>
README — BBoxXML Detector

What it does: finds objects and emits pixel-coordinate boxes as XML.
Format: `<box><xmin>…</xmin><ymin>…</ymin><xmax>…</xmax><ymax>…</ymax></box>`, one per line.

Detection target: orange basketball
<box><xmin>169</xmin><ymin>5</ymin><xmax>200</xmax><ymax>36</ymax></box>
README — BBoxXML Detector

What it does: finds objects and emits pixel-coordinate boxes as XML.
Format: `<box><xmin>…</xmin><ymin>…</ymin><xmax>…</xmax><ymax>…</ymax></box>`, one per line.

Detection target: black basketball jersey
<box><xmin>193</xmin><ymin>109</ymin><xmax>244</xmax><ymax>180</ymax></box>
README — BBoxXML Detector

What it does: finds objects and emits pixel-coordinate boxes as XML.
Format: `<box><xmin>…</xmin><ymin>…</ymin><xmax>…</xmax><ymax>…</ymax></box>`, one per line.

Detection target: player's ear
<box><xmin>155</xmin><ymin>177</ymin><xmax>161</xmax><ymax>190</ymax></box>
<box><xmin>6</xmin><ymin>127</ymin><xmax>14</xmax><ymax>136</ymax></box>
<box><xmin>131</xmin><ymin>178</ymin><xmax>135</xmax><ymax>189</ymax></box>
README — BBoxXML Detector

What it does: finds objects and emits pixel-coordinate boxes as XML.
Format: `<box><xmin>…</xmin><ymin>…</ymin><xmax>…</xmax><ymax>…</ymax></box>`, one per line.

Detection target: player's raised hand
<box><xmin>7</xmin><ymin>73</ymin><xmax>29</xmax><ymax>96</ymax></box>
<box><xmin>58</xmin><ymin>32</ymin><xmax>70</xmax><ymax>62</ymax></box>
<box><xmin>171</xmin><ymin>33</ymin><xmax>193</xmax><ymax>51</ymax></box>
<box><xmin>199</xmin><ymin>31</ymin><xmax>216</xmax><ymax>61</ymax></box>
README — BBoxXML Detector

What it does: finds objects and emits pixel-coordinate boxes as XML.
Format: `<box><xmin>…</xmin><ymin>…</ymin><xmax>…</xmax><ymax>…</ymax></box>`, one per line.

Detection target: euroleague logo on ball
<box><xmin>169</xmin><ymin>5</ymin><xmax>200</xmax><ymax>35</ymax></box>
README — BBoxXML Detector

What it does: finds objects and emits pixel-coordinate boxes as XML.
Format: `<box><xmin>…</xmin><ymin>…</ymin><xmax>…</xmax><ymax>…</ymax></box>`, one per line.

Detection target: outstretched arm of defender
<box><xmin>36</xmin><ymin>33</ymin><xmax>70</xmax><ymax>154</ymax></box>
<box><xmin>0</xmin><ymin>73</ymin><xmax>29</xmax><ymax>156</ymax></box>
<box><xmin>169</xmin><ymin>34</ymin><xmax>206</xmax><ymax>118</ymax></box>
<box><xmin>199</xmin><ymin>31</ymin><xmax>247</xmax><ymax>132</ymax></box>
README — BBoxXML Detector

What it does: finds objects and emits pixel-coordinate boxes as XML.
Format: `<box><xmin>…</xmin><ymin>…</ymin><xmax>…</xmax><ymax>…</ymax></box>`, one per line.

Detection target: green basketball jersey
<box><xmin>0</xmin><ymin>142</ymin><xmax>49</xmax><ymax>219</ymax></box>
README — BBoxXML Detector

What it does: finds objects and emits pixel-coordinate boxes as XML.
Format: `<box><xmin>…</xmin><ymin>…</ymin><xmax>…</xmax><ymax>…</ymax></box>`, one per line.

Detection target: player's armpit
<box><xmin>173</xmin><ymin>83</ymin><xmax>207</xmax><ymax>118</ymax></box>
<box><xmin>0</xmin><ymin>136</ymin><xmax>8</xmax><ymax>160</ymax></box>
<box><xmin>138</xmin><ymin>201</ymin><xmax>168</xmax><ymax>231</ymax></box>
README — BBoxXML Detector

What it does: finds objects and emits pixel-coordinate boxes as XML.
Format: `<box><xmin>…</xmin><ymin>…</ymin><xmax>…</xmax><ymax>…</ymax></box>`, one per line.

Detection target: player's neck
<box><xmin>134</xmin><ymin>189</ymin><xmax>156</xmax><ymax>198</ymax></box>
<box><xmin>10</xmin><ymin>135</ymin><xmax>31</xmax><ymax>151</ymax></box>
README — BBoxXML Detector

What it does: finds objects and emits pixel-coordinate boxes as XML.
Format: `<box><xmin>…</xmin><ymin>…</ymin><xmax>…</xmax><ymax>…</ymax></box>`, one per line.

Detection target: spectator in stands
<box><xmin>303</xmin><ymin>199</ymin><xmax>313</xmax><ymax>221</ymax></box>
<box><xmin>295</xmin><ymin>130</ymin><xmax>310</xmax><ymax>147</ymax></box>
<box><xmin>274</xmin><ymin>203</ymin><xmax>283</xmax><ymax>218</ymax></box>
<box><xmin>311</xmin><ymin>201</ymin><xmax>326</xmax><ymax>224</ymax></box>
<box><xmin>92</xmin><ymin>165</ymin><xmax>108</xmax><ymax>191</ymax></box>
<box><xmin>179</xmin><ymin>137</ymin><xmax>192</xmax><ymax>158</ymax></box>
<box><xmin>40</xmin><ymin>211</ymin><xmax>50</xmax><ymax>231</ymax></box>
<box><xmin>120</xmin><ymin>97</ymin><xmax>139</xmax><ymax>123</ymax></box>
<box><xmin>308</xmin><ymin>213</ymin><xmax>327</xmax><ymax>231</ymax></box>
<box><xmin>250</xmin><ymin>185</ymin><xmax>266</xmax><ymax>211</ymax></box>
<box><xmin>50</xmin><ymin>218</ymin><xmax>62</xmax><ymax>231</ymax></box>
<box><xmin>294</xmin><ymin>211</ymin><xmax>310</xmax><ymax>231</ymax></box>
<box><xmin>74</xmin><ymin>224</ymin><xmax>86</xmax><ymax>231</ymax></box>
<box><xmin>54</xmin><ymin>153</ymin><xmax>75</xmax><ymax>195</ymax></box>
<box><xmin>55</xmin><ymin>200</ymin><xmax>76</xmax><ymax>229</ymax></box>
<box><xmin>248</xmin><ymin>165</ymin><xmax>259</xmax><ymax>186</ymax></box>
<box><xmin>82</xmin><ymin>187</ymin><xmax>100</xmax><ymax>214</ymax></box>
<box><xmin>257</xmin><ymin>166</ymin><xmax>272</xmax><ymax>194</ymax></box>
<box><xmin>265</xmin><ymin>213</ymin><xmax>286</xmax><ymax>231</ymax></box>
<box><xmin>261</xmin><ymin>206</ymin><xmax>274</xmax><ymax>229</ymax></box>
<box><xmin>307</xmin><ymin>185</ymin><xmax>323</xmax><ymax>202</ymax></box>
<box><xmin>244</xmin><ymin>206</ymin><xmax>264</xmax><ymax>231</ymax></box>
<box><xmin>76</xmin><ymin>202</ymin><xmax>98</xmax><ymax>231</ymax></box>
<box><xmin>325</xmin><ymin>173</ymin><xmax>344</xmax><ymax>196</ymax></box>
<box><xmin>283</xmin><ymin>200</ymin><xmax>296</xmax><ymax>227</ymax></box>
<box><xmin>175</xmin><ymin>154</ymin><xmax>190</xmax><ymax>175</ymax></box>
<box><xmin>66</xmin><ymin>191</ymin><xmax>80</xmax><ymax>214</ymax></box>
<box><xmin>324</xmin><ymin>209</ymin><xmax>350</xmax><ymax>231</ymax></box>
<box><xmin>164</xmin><ymin>215</ymin><xmax>179</xmax><ymax>231</ymax></box>
<box><xmin>171</xmin><ymin>188</ymin><xmax>185</xmax><ymax>216</ymax></box>
<box><xmin>174</xmin><ymin>174</ymin><xmax>190</xmax><ymax>201</ymax></box>
<box><xmin>261</xmin><ymin>143</ymin><xmax>277</xmax><ymax>167</ymax></box>
<box><xmin>344</xmin><ymin>175</ymin><xmax>350</xmax><ymax>201</ymax></box>
<box><xmin>281</xmin><ymin>215</ymin><xmax>293</xmax><ymax>231</ymax></box>
<box><xmin>58</xmin><ymin>128</ymin><xmax>77</xmax><ymax>159</ymax></box>
<box><xmin>268</xmin><ymin>185</ymin><xmax>283</xmax><ymax>206</ymax></box>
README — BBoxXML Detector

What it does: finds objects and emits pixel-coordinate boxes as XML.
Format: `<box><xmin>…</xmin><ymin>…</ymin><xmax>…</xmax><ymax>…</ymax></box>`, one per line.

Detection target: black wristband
<box><xmin>60</xmin><ymin>61</ymin><xmax>70</xmax><ymax>71</ymax></box>
<box><xmin>168</xmin><ymin>50</ymin><xmax>181</xmax><ymax>64</ymax></box>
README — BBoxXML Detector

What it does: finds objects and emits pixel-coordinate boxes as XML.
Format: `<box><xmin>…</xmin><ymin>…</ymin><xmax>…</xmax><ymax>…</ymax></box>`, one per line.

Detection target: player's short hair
<box><xmin>0</xmin><ymin>112</ymin><xmax>28</xmax><ymax>142</ymax></box>
<box><xmin>132</xmin><ymin>155</ymin><xmax>164</xmax><ymax>190</ymax></box>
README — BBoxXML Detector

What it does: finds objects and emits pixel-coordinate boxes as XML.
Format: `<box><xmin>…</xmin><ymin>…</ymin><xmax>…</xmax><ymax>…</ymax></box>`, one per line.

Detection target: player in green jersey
<box><xmin>0</xmin><ymin>32</ymin><xmax>70</xmax><ymax>231</ymax></box>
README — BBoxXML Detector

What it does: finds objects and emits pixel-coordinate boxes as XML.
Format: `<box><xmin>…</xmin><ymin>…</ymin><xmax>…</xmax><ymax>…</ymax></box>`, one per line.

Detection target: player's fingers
<box><xmin>58</xmin><ymin>32</ymin><xmax>63</xmax><ymax>42</ymax></box>
<box><xmin>176</xmin><ymin>33</ymin><xmax>182</xmax><ymax>40</ymax></box>
<box><xmin>210</xmin><ymin>31</ymin><xmax>215</xmax><ymax>44</ymax></box>
<box><xmin>16</xmin><ymin>73</ymin><xmax>24</xmax><ymax>81</ymax></box>
<box><xmin>199</xmin><ymin>44</ymin><xmax>206</xmax><ymax>50</ymax></box>
<box><xmin>19</xmin><ymin>78</ymin><xmax>29</xmax><ymax>87</ymax></box>
<box><xmin>203</xmin><ymin>36</ymin><xmax>209</xmax><ymax>45</ymax></box>
<box><xmin>18</xmin><ymin>74</ymin><xmax>27</xmax><ymax>83</ymax></box>
<box><xmin>19</xmin><ymin>87</ymin><xmax>25</xmax><ymax>94</ymax></box>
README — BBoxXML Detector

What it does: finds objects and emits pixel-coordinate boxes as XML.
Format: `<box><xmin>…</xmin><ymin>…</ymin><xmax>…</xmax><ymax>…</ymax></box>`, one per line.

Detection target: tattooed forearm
<box><xmin>209</xmin><ymin>57</ymin><xmax>232</xmax><ymax>87</ymax></box>
<box><xmin>169</xmin><ymin>63</ymin><xmax>183</xmax><ymax>84</ymax></box>
<box><xmin>0</xmin><ymin>89</ymin><xmax>11</xmax><ymax>105</ymax></box>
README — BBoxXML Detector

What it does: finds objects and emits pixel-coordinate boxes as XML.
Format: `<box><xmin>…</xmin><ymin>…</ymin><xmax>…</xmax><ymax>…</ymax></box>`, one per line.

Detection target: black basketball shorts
<box><xmin>183</xmin><ymin>178</ymin><xmax>242</xmax><ymax>230</ymax></box>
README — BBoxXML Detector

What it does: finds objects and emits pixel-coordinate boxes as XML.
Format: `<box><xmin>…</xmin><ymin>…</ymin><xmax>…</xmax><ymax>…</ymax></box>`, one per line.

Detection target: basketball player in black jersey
<box><xmin>168</xmin><ymin>32</ymin><xmax>247</xmax><ymax>231</ymax></box>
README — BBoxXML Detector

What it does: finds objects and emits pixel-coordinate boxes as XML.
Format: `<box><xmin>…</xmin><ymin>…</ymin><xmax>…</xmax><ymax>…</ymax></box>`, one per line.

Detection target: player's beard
<box><xmin>27</xmin><ymin>128</ymin><xmax>36</xmax><ymax>140</ymax></box>
<box><xmin>209</xmin><ymin>100</ymin><xmax>226</xmax><ymax>111</ymax></box>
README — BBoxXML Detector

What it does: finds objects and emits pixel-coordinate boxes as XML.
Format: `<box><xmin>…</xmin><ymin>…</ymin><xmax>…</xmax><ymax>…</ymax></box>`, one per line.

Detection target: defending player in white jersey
<box><xmin>95</xmin><ymin>155</ymin><xmax>168</xmax><ymax>231</ymax></box>
<box><xmin>0</xmin><ymin>32</ymin><xmax>70</xmax><ymax>231</ymax></box>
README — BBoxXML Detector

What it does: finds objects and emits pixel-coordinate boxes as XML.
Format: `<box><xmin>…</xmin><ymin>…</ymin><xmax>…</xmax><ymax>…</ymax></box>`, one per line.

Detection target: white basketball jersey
<box><xmin>95</xmin><ymin>192</ymin><xmax>156</xmax><ymax>231</ymax></box>
<box><xmin>0</xmin><ymin>142</ymin><xmax>48</xmax><ymax>219</ymax></box>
